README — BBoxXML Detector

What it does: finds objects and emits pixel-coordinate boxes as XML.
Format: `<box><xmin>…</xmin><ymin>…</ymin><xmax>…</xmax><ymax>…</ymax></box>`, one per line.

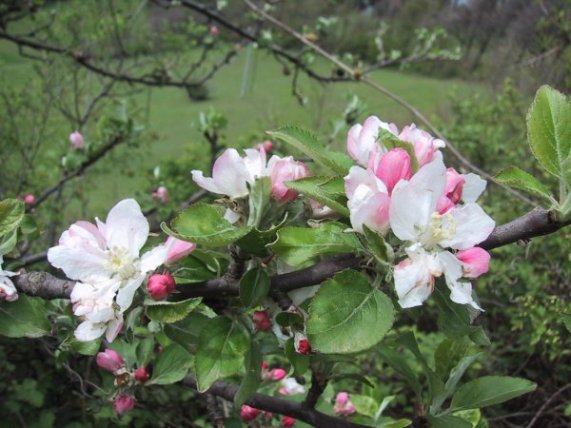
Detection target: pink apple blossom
<box><xmin>398</xmin><ymin>124</ymin><xmax>445</xmax><ymax>166</ymax></box>
<box><xmin>334</xmin><ymin>392</ymin><xmax>356</xmax><ymax>416</ymax></box>
<box><xmin>164</xmin><ymin>236</ymin><xmax>196</xmax><ymax>265</ymax></box>
<box><xmin>279</xmin><ymin>377</ymin><xmax>306</xmax><ymax>395</ymax></box>
<box><xmin>96</xmin><ymin>348</ymin><xmax>124</xmax><ymax>373</ymax></box>
<box><xmin>24</xmin><ymin>194</ymin><xmax>35</xmax><ymax>205</ymax></box>
<box><xmin>69</xmin><ymin>131</ymin><xmax>85</xmax><ymax>150</ymax></box>
<box><xmin>113</xmin><ymin>394</ymin><xmax>135</xmax><ymax>415</ymax></box>
<box><xmin>267</xmin><ymin>155</ymin><xmax>310</xmax><ymax>203</ymax></box>
<box><xmin>152</xmin><ymin>186</ymin><xmax>169</xmax><ymax>203</ymax></box>
<box><xmin>347</xmin><ymin>116</ymin><xmax>399</xmax><ymax>166</ymax></box>
<box><xmin>209</xmin><ymin>25</ymin><xmax>219</xmax><ymax>36</ymax></box>
<box><xmin>457</xmin><ymin>247</ymin><xmax>491</xmax><ymax>278</ymax></box>
<box><xmin>369</xmin><ymin>148</ymin><xmax>412</xmax><ymax>194</ymax></box>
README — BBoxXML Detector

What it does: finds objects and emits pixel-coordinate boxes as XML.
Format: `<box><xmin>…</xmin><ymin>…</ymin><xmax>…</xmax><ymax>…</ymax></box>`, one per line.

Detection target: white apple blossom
<box><xmin>389</xmin><ymin>154</ymin><xmax>495</xmax><ymax>310</ymax></box>
<box><xmin>48</xmin><ymin>199</ymin><xmax>170</xmax><ymax>342</ymax></box>
<box><xmin>0</xmin><ymin>255</ymin><xmax>18</xmax><ymax>302</ymax></box>
<box><xmin>347</xmin><ymin>116</ymin><xmax>399</xmax><ymax>167</ymax></box>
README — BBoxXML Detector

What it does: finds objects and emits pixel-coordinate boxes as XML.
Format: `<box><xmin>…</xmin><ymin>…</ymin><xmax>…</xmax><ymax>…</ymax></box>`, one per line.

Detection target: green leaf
<box><xmin>240</xmin><ymin>268</ymin><xmax>270</xmax><ymax>308</ymax></box>
<box><xmin>267</xmin><ymin>126</ymin><xmax>352</xmax><ymax>175</ymax></box>
<box><xmin>496</xmin><ymin>166</ymin><xmax>553</xmax><ymax>203</ymax></box>
<box><xmin>164</xmin><ymin>310</ymin><xmax>213</xmax><ymax>354</ymax></box>
<box><xmin>329</xmin><ymin>373</ymin><xmax>375</xmax><ymax>388</ymax></box>
<box><xmin>450</xmin><ymin>376</ymin><xmax>537</xmax><ymax>412</ymax></box>
<box><xmin>195</xmin><ymin>316</ymin><xmax>250</xmax><ymax>392</ymax></box>
<box><xmin>527</xmin><ymin>85</ymin><xmax>571</xmax><ymax>177</ymax></box>
<box><xmin>427</xmin><ymin>415</ymin><xmax>472</xmax><ymax>428</ymax></box>
<box><xmin>70</xmin><ymin>337</ymin><xmax>102</xmax><ymax>356</ymax></box>
<box><xmin>275</xmin><ymin>312</ymin><xmax>305</xmax><ymax>330</ymax></box>
<box><xmin>377</xmin><ymin>345</ymin><xmax>422</xmax><ymax>397</ymax></box>
<box><xmin>307</xmin><ymin>270</ymin><xmax>394</xmax><ymax>354</ymax></box>
<box><xmin>162</xmin><ymin>203</ymin><xmax>252</xmax><ymax>247</ymax></box>
<box><xmin>247</xmin><ymin>177</ymin><xmax>271</xmax><ymax>227</ymax></box>
<box><xmin>285</xmin><ymin>176</ymin><xmax>349</xmax><ymax>216</ymax></box>
<box><xmin>0</xmin><ymin>199</ymin><xmax>25</xmax><ymax>237</ymax></box>
<box><xmin>173</xmin><ymin>253</ymin><xmax>219</xmax><ymax>284</ymax></box>
<box><xmin>234</xmin><ymin>340</ymin><xmax>262</xmax><ymax>407</ymax></box>
<box><xmin>363</xmin><ymin>225</ymin><xmax>394</xmax><ymax>264</ymax></box>
<box><xmin>0</xmin><ymin>228</ymin><xmax>18</xmax><ymax>256</ymax></box>
<box><xmin>351</xmin><ymin>394</ymin><xmax>379</xmax><ymax>418</ymax></box>
<box><xmin>432</xmin><ymin>353</ymin><xmax>482</xmax><ymax>412</ymax></box>
<box><xmin>0</xmin><ymin>295</ymin><xmax>50</xmax><ymax>338</ymax></box>
<box><xmin>150</xmin><ymin>344</ymin><xmax>193</xmax><ymax>385</ymax></box>
<box><xmin>146</xmin><ymin>298</ymin><xmax>202</xmax><ymax>323</ymax></box>
<box><xmin>270</xmin><ymin>222</ymin><xmax>360</xmax><ymax>267</ymax></box>
<box><xmin>236</xmin><ymin>213</ymin><xmax>288</xmax><ymax>257</ymax></box>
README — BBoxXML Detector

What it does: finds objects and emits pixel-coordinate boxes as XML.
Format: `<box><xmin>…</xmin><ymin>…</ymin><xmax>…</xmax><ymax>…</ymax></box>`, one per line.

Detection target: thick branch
<box><xmin>14</xmin><ymin>271</ymin><xmax>75</xmax><ymax>299</ymax></box>
<box><xmin>183</xmin><ymin>376</ymin><xmax>370</xmax><ymax>428</ymax></box>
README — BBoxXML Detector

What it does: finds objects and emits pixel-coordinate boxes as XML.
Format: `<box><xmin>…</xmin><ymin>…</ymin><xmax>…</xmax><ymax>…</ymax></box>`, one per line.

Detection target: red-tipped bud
<box><xmin>257</xmin><ymin>140</ymin><xmax>273</xmax><ymax>153</ymax></box>
<box><xmin>269</xmin><ymin>368</ymin><xmax>287</xmax><ymax>381</ymax></box>
<box><xmin>240</xmin><ymin>404</ymin><xmax>260</xmax><ymax>422</ymax></box>
<box><xmin>147</xmin><ymin>273</ymin><xmax>176</xmax><ymax>300</ymax></box>
<box><xmin>134</xmin><ymin>367</ymin><xmax>150</xmax><ymax>383</ymax></box>
<box><xmin>252</xmin><ymin>310</ymin><xmax>272</xmax><ymax>331</ymax></box>
<box><xmin>113</xmin><ymin>394</ymin><xmax>135</xmax><ymax>415</ymax></box>
<box><xmin>261</xmin><ymin>361</ymin><xmax>269</xmax><ymax>369</ymax></box>
<box><xmin>96</xmin><ymin>348</ymin><xmax>124</xmax><ymax>373</ymax></box>
<box><xmin>281</xmin><ymin>415</ymin><xmax>296</xmax><ymax>427</ymax></box>
<box><xmin>24</xmin><ymin>194</ymin><xmax>35</xmax><ymax>205</ymax></box>
<box><xmin>295</xmin><ymin>337</ymin><xmax>312</xmax><ymax>355</ymax></box>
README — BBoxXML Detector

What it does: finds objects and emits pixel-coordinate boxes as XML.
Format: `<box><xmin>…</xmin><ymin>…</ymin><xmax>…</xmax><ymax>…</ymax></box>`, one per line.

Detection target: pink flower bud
<box><xmin>147</xmin><ymin>273</ymin><xmax>176</xmax><ymax>300</ymax></box>
<box><xmin>252</xmin><ymin>310</ymin><xmax>272</xmax><ymax>331</ymax></box>
<box><xmin>281</xmin><ymin>416</ymin><xmax>296</xmax><ymax>427</ymax></box>
<box><xmin>267</xmin><ymin>156</ymin><xmax>310</xmax><ymax>203</ymax></box>
<box><xmin>457</xmin><ymin>247</ymin><xmax>491</xmax><ymax>278</ymax></box>
<box><xmin>152</xmin><ymin>186</ymin><xmax>169</xmax><ymax>204</ymax></box>
<box><xmin>134</xmin><ymin>367</ymin><xmax>150</xmax><ymax>383</ymax></box>
<box><xmin>444</xmin><ymin>168</ymin><xmax>465</xmax><ymax>204</ymax></box>
<box><xmin>165</xmin><ymin>236</ymin><xmax>196</xmax><ymax>265</ymax></box>
<box><xmin>240</xmin><ymin>405</ymin><xmax>260</xmax><ymax>422</ymax></box>
<box><xmin>370</xmin><ymin>148</ymin><xmax>412</xmax><ymax>194</ymax></box>
<box><xmin>69</xmin><ymin>131</ymin><xmax>85</xmax><ymax>150</ymax></box>
<box><xmin>261</xmin><ymin>140</ymin><xmax>273</xmax><ymax>152</ymax></box>
<box><xmin>24</xmin><ymin>194</ymin><xmax>35</xmax><ymax>205</ymax></box>
<box><xmin>261</xmin><ymin>361</ymin><xmax>269</xmax><ymax>369</ymax></box>
<box><xmin>269</xmin><ymin>368</ymin><xmax>287</xmax><ymax>381</ymax></box>
<box><xmin>295</xmin><ymin>336</ymin><xmax>312</xmax><ymax>355</ymax></box>
<box><xmin>113</xmin><ymin>394</ymin><xmax>135</xmax><ymax>415</ymax></box>
<box><xmin>96</xmin><ymin>348</ymin><xmax>124</xmax><ymax>373</ymax></box>
<box><xmin>335</xmin><ymin>392</ymin><xmax>349</xmax><ymax>406</ymax></box>
<box><xmin>399</xmin><ymin>124</ymin><xmax>445</xmax><ymax>167</ymax></box>
<box><xmin>436</xmin><ymin>195</ymin><xmax>455</xmax><ymax>214</ymax></box>
<box><xmin>209</xmin><ymin>25</ymin><xmax>219</xmax><ymax>36</ymax></box>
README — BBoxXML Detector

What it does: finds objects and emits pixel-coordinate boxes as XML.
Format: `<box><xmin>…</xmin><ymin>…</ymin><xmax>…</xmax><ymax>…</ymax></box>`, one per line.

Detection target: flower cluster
<box><xmin>47</xmin><ymin>199</ymin><xmax>189</xmax><ymax>342</ymax></box>
<box><xmin>191</xmin><ymin>146</ymin><xmax>309</xmax><ymax>203</ymax></box>
<box><xmin>345</xmin><ymin>116</ymin><xmax>494</xmax><ymax>309</ymax></box>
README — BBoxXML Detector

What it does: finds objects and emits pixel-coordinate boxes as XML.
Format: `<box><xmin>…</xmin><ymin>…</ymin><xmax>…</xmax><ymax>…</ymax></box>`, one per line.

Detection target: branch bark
<box><xmin>183</xmin><ymin>376</ymin><xmax>370</xmax><ymax>428</ymax></box>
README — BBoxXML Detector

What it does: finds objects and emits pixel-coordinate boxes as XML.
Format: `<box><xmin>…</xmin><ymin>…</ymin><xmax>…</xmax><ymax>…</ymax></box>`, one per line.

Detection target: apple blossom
<box><xmin>209</xmin><ymin>25</ymin><xmax>219</xmax><ymax>36</ymax></box>
<box><xmin>279</xmin><ymin>377</ymin><xmax>306</xmax><ymax>395</ymax></box>
<box><xmin>48</xmin><ymin>199</ymin><xmax>170</xmax><ymax>341</ymax></box>
<box><xmin>96</xmin><ymin>348</ymin><xmax>124</xmax><ymax>373</ymax></box>
<box><xmin>24</xmin><ymin>194</ymin><xmax>35</xmax><ymax>205</ymax></box>
<box><xmin>147</xmin><ymin>273</ymin><xmax>176</xmax><ymax>300</ymax></box>
<box><xmin>268</xmin><ymin>368</ymin><xmax>287</xmax><ymax>381</ymax></box>
<box><xmin>134</xmin><ymin>366</ymin><xmax>150</xmax><ymax>383</ymax></box>
<box><xmin>347</xmin><ymin>116</ymin><xmax>398</xmax><ymax>166</ymax></box>
<box><xmin>368</xmin><ymin>148</ymin><xmax>412</xmax><ymax>194</ymax></box>
<box><xmin>344</xmin><ymin>166</ymin><xmax>390</xmax><ymax>234</ymax></box>
<box><xmin>152</xmin><ymin>186</ymin><xmax>169</xmax><ymax>203</ymax></box>
<box><xmin>69</xmin><ymin>131</ymin><xmax>85</xmax><ymax>150</ymax></box>
<box><xmin>191</xmin><ymin>148</ymin><xmax>266</xmax><ymax>199</ymax></box>
<box><xmin>267</xmin><ymin>155</ymin><xmax>310</xmax><ymax>203</ymax></box>
<box><xmin>164</xmin><ymin>236</ymin><xmax>196</xmax><ymax>265</ymax></box>
<box><xmin>240</xmin><ymin>404</ymin><xmax>260</xmax><ymax>422</ymax></box>
<box><xmin>457</xmin><ymin>247</ymin><xmax>491</xmax><ymax>278</ymax></box>
<box><xmin>0</xmin><ymin>256</ymin><xmax>17</xmax><ymax>302</ymax></box>
<box><xmin>294</xmin><ymin>335</ymin><xmax>312</xmax><ymax>355</ymax></box>
<box><xmin>389</xmin><ymin>154</ymin><xmax>495</xmax><ymax>309</ymax></box>
<box><xmin>398</xmin><ymin>123</ymin><xmax>445</xmax><ymax>166</ymax></box>
<box><xmin>281</xmin><ymin>416</ymin><xmax>296</xmax><ymax>427</ymax></box>
<box><xmin>113</xmin><ymin>394</ymin><xmax>135</xmax><ymax>415</ymax></box>
<box><xmin>334</xmin><ymin>392</ymin><xmax>356</xmax><ymax>416</ymax></box>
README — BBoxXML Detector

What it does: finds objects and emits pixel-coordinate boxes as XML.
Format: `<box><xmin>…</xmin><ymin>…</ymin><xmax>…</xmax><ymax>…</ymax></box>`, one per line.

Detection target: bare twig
<box><xmin>524</xmin><ymin>383</ymin><xmax>571</xmax><ymax>428</ymax></box>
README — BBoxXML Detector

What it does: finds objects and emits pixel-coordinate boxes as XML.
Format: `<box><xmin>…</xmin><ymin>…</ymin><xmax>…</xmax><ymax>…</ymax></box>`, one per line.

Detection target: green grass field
<box><xmin>0</xmin><ymin>40</ymin><xmax>478</xmax><ymax>217</ymax></box>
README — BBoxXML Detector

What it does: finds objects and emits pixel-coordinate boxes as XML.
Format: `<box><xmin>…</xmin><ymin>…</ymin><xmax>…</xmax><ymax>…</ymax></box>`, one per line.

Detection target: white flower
<box><xmin>0</xmin><ymin>255</ymin><xmax>17</xmax><ymax>302</ymax></box>
<box><xmin>48</xmin><ymin>199</ymin><xmax>169</xmax><ymax>341</ymax></box>
<box><xmin>279</xmin><ymin>377</ymin><xmax>306</xmax><ymax>395</ymax></box>
<box><xmin>389</xmin><ymin>155</ymin><xmax>495</xmax><ymax>309</ymax></box>
<box><xmin>347</xmin><ymin>116</ymin><xmax>399</xmax><ymax>166</ymax></box>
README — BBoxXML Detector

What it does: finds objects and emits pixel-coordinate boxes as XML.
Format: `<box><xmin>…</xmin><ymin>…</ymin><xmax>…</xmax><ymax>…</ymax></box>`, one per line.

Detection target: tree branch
<box><xmin>183</xmin><ymin>376</ymin><xmax>370</xmax><ymax>428</ymax></box>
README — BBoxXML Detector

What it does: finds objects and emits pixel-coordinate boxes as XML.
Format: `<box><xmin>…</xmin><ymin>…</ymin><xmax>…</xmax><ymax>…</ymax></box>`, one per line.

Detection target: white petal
<box><xmin>75</xmin><ymin>320</ymin><xmax>107</xmax><ymax>342</ymax></box>
<box><xmin>462</xmin><ymin>173</ymin><xmax>487</xmax><ymax>203</ymax></box>
<box><xmin>439</xmin><ymin>251</ymin><xmax>482</xmax><ymax>311</ymax></box>
<box><xmin>389</xmin><ymin>182</ymin><xmax>433</xmax><ymax>242</ymax></box>
<box><xmin>439</xmin><ymin>203</ymin><xmax>495</xmax><ymax>250</ymax></box>
<box><xmin>140</xmin><ymin>245</ymin><xmax>169</xmax><ymax>273</ymax></box>
<box><xmin>408</xmin><ymin>152</ymin><xmax>447</xmax><ymax>212</ymax></box>
<box><xmin>104</xmin><ymin>199</ymin><xmax>149</xmax><ymax>258</ymax></box>
<box><xmin>348</xmin><ymin>185</ymin><xmax>390</xmax><ymax>234</ymax></box>
<box><xmin>191</xmin><ymin>170</ymin><xmax>225</xmax><ymax>194</ymax></box>
<box><xmin>244</xmin><ymin>148</ymin><xmax>267</xmax><ymax>181</ymax></box>
<box><xmin>394</xmin><ymin>258</ymin><xmax>434</xmax><ymax>308</ymax></box>
<box><xmin>115</xmin><ymin>273</ymin><xmax>145</xmax><ymax>311</ymax></box>
<box><xmin>210</xmin><ymin>149</ymin><xmax>251</xmax><ymax>198</ymax></box>
<box><xmin>47</xmin><ymin>245</ymin><xmax>109</xmax><ymax>281</ymax></box>
<box><xmin>105</xmin><ymin>314</ymin><xmax>124</xmax><ymax>343</ymax></box>
<box><xmin>223</xmin><ymin>208</ymin><xmax>241</xmax><ymax>224</ymax></box>
<box><xmin>344</xmin><ymin>166</ymin><xmax>387</xmax><ymax>198</ymax></box>
<box><xmin>0</xmin><ymin>276</ymin><xmax>18</xmax><ymax>301</ymax></box>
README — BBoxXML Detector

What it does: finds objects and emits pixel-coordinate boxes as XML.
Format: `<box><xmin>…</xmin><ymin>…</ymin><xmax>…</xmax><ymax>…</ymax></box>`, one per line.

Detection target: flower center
<box><xmin>105</xmin><ymin>247</ymin><xmax>139</xmax><ymax>280</ymax></box>
<box><xmin>422</xmin><ymin>212</ymin><xmax>456</xmax><ymax>248</ymax></box>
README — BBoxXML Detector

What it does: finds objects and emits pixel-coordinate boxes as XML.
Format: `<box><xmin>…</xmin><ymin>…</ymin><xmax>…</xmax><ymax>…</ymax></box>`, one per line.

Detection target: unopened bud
<box><xmin>24</xmin><ymin>194</ymin><xmax>35</xmax><ymax>205</ymax></box>
<box><xmin>240</xmin><ymin>404</ymin><xmax>260</xmax><ymax>422</ymax></box>
<box><xmin>252</xmin><ymin>310</ymin><xmax>272</xmax><ymax>331</ymax></box>
<box><xmin>281</xmin><ymin>415</ymin><xmax>296</xmax><ymax>427</ymax></box>
<box><xmin>152</xmin><ymin>186</ymin><xmax>169</xmax><ymax>204</ymax></box>
<box><xmin>209</xmin><ymin>25</ymin><xmax>219</xmax><ymax>36</ymax></box>
<box><xmin>113</xmin><ymin>394</ymin><xmax>135</xmax><ymax>415</ymax></box>
<box><xmin>134</xmin><ymin>366</ymin><xmax>150</xmax><ymax>383</ymax></box>
<box><xmin>96</xmin><ymin>348</ymin><xmax>124</xmax><ymax>373</ymax></box>
<box><xmin>69</xmin><ymin>131</ymin><xmax>85</xmax><ymax>150</ymax></box>
<box><xmin>295</xmin><ymin>336</ymin><xmax>312</xmax><ymax>355</ymax></box>
<box><xmin>147</xmin><ymin>273</ymin><xmax>176</xmax><ymax>300</ymax></box>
